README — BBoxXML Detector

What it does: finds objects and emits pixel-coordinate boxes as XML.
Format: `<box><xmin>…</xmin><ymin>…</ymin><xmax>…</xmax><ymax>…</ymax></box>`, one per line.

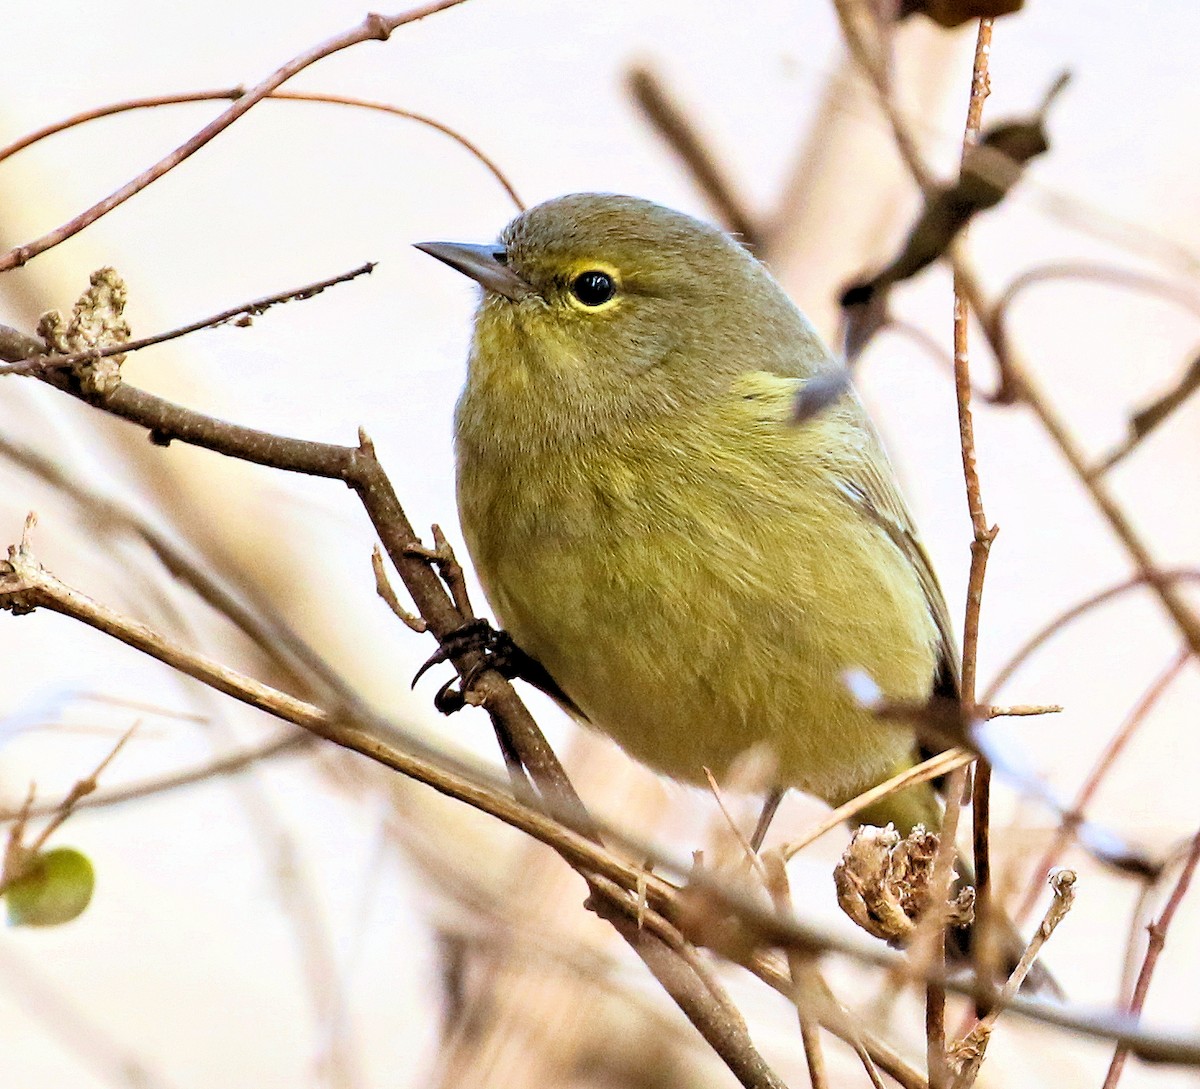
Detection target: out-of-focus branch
<box><xmin>985</xmin><ymin>263</ymin><xmax>1200</xmax><ymax>407</ymax></box>
<box><xmin>1011</xmin><ymin>647</ymin><xmax>1191</xmax><ymax>926</ymax></box>
<box><xmin>0</xmin><ymin>0</ymin><xmax>475</xmax><ymax>272</ymax></box>
<box><xmin>625</xmin><ymin>66</ymin><xmax>765</xmax><ymax>250</ymax></box>
<box><xmin>1096</xmin><ymin>347</ymin><xmax>1200</xmax><ymax>476</ymax></box>
<box><xmin>1102</xmin><ymin>829</ymin><xmax>1200</xmax><ymax>1089</ymax></box>
<box><xmin>0</xmin><ymin>88</ymin><xmax>523</xmax><ymax>211</ymax></box>
<box><xmin>983</xmin><ymin>570</ymin><xmax>1200</xmax><ymax>702</ymax></box>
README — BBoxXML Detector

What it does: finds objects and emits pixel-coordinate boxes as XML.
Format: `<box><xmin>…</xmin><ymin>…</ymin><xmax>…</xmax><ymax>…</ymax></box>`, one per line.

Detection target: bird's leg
<box><xmin>750</xmin><ymin>787</ymin><xmax>786</xmax><ymax>852</ymax></box>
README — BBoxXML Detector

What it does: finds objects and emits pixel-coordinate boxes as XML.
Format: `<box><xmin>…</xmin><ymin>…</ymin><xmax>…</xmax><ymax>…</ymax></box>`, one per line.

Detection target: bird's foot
<box><xmin>412</xmin><ymin>619</ymin><xmax>529</xmax><ymax>715</ymax></box>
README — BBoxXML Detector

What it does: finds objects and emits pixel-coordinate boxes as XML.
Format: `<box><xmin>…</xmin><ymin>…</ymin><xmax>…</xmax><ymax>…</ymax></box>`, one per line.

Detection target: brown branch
<box><xmin>0</xmin><ymin>89</ymin><xmax>523</xmax><ymax>210</ymax></box>
<box><xmin>1</xmin><ymin>734</ymin><xmax>309</xmax><ymax>821</ymax></box>
<box><xmin>0</xmin><ymin>0</ymin><xmax>474</xmax><ymax>272</ymax></box>
<box><xmin>1102</xmin><ymin>828</ymin><xmax>1200</xmax><ymax>1089</ymax></box>
<box><xmin>1096</xmin><ymin>347</ymin><xmax>1200</xmax><ymax>476</ymax></box>
<box><xmin>983</xmin><ymin>570</ymin><xmax>1200</xmax><ymax>704</ymax></box>
<box><xmin>986</xmin><ymin>263</ymin><xmax>1200</xmax><ymax>407</ymax></box>
<box><xmin>950</xmin><ymin>869</ymin><xmax>1076</xmax><ymax>1088</ymax></box>
<box><xmin>0</xmin><ymin>263</ymin><xmax>375</xmax><ymax>378</ymax></box>
<box><xmin>625</xmin><ymin>66</ymin><xmax>765</xmax><ymax>250</ymax></box>
<box><xmin>781</xmin><ymin>749</ymin><xmax>973</xmax><ymax>861</ymax></box>
<box><xmin>1012</xmin><ymin>647</ymin><xmax>1191</xmax><ymax>925</ymax></box>
<box><xmin>951</xmin><ymin>24</ymin><xmax>999</xmax><ymax>1008</ymax></box>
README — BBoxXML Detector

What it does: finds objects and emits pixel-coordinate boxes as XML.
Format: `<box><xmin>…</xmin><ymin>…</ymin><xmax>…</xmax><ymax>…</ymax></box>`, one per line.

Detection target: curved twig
<box><xmin>0</xmin><ymin>88</ymin><xmax>523</xmax><ymax>211</ymax></box>
<box><xmin>0</xmin><ymin>0</ymin><xmax>474</xmax><ymax>272</ymax></box>
<box><xmin>983</xmin><ymin>570</ymin><xmax>1200</xmax><ymax>703</ymax></box>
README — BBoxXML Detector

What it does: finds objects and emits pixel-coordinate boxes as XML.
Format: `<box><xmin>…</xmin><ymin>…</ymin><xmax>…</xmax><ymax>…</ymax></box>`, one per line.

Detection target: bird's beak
<box><xmin>414</xmin><ymin>241</ymin><xmax>533</xmax><ymax>301</ymax></box>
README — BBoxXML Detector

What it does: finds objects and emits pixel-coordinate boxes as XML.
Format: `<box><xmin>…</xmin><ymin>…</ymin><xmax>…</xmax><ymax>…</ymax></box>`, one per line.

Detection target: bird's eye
<box><xmin>570</xmin><ymin>270</ymin><xmax>616</xmax><ymax>307</ymax></box>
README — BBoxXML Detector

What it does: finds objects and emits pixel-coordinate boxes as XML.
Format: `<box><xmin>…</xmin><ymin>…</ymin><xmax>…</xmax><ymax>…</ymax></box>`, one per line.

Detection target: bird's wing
<box><xmin>833</xmin><ymin>455</ymin><xmax>961</xmax><ymax>699</ymax></box>
<box><xmin>747</xmin><ymin>364</ymin><xmax>961</xmax><ymax>699</ymax></box>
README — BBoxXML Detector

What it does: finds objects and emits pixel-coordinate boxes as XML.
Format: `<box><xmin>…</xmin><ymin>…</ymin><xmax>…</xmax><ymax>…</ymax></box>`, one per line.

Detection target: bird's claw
<box><xmin>412</xmin><ymin>619</ymin><xmax>524</xmax><ymax>715</ymax></box>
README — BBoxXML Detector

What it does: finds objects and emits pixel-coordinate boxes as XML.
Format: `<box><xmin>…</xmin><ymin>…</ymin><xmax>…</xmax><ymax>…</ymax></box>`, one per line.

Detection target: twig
<box><xmin>951</xmin><ymin>24</ymin><xmax>999</xmax><ymax>1006</ymax></box>
<box><xmin>1012</xmin><ymin>647</ymin><xmax>1190</xmax><ymax>925</ymax></box>
<box><xmin>0</xmin><ymin>0</ymin><xmax>474</xmax><ymax>272</ymax></box>
<box><xmin>625</xmin><ymin>66</ymin><xmax>765</xmax><ymax>250</ymax></box>
<box><xmin>702</xmin><ymin>767</ymin><xmax>769</xmax><ymax>879</ymax></box>
<box><xmin>907</xmin><ymin>767</ymin><xmax>968</xmax><ymax>1089</ymax></box>
<box><xmin>371</xmin><ymin>545</ymin><xmax>427</xmax><ymax>632</ymax></box>
<box><xmin>1094</xmin><ymin>347</ymin><xmax>1200</xmax><ymax>476</ymax></box>
<box><xmin>0</xmin><ymin>263</ymin><xmax>376</xmax><ymax>378</ymax></box>
<box><xmin>986</xmin><ymin>263</ymin><xmax>1200</xmax><ymax>407</ymax></box>
<box><xmin>949</xmin><ymin>869</ymin><xmax>1076</xmax><ymax>1088</ymax></box>
<box><xmin>0</xmin><ymin>734</ymin><xmax>309</xmax><ymax>821</ymax></box>
<box><xmin>781</xmin><ymin>749</ymin><xmax>973</xmax><ymax>861</ymax></box>
<box><xmin>27</xmin><ymin>725</ymin><xmax>137</xmax><ymax>854</ymax></box>
<box><xmin>0</xmin><ymin>89</ymin><xmax>523</xmax><ymax>210</ymax></box>
<box><xmin>983</xmin><ymin>570</ymin><xmax>1200</xmax><ymax>702</ymax></box>
<box><xmin>985</xmin><ymin>704</ymin><xmax>1062</xmax><ymax>718</ymax></box>
<box><xmin>1102</xmin><ymin>828</ymin><xmax>1200</xmax><ymax>1089</ymax></box>
<box><xmin>831</xmin><ymin>0</ymin><xmax>935</xmax><ymax>194</ymax></box>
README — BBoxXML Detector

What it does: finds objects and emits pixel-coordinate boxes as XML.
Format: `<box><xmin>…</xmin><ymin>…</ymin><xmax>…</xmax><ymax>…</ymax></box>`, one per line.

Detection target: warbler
<box><xmin>418</xmin><ymin>193</ymin><xmax>955</xmax><ymax>841</ymax></box>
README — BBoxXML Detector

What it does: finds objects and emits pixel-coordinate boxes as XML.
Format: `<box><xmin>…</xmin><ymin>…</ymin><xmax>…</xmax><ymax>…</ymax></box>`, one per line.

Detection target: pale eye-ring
<box><xmin>570</xmin><ymin>270</ymin><xmax>616</xmax><ymax>307</ymax></box>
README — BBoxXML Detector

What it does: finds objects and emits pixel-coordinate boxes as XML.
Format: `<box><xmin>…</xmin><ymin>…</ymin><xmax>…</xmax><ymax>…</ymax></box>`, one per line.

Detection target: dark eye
<box><xmin>570</xmin><ymin>270</ymin><xmax>616</xmax><ymax>307</ymax></box>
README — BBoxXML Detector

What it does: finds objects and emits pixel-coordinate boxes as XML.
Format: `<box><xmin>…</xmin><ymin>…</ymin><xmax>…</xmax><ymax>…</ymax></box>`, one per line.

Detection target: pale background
<box><xmin>0</xmin><ymin>2</ymin><xmax>1198</xmax><ymax>1087</ymax></box>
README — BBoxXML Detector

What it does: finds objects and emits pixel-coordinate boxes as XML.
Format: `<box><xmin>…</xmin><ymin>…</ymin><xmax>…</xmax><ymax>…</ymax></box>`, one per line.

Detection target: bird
<box><xmin>418</xmin><ymin>193</ymin><xmax>957</xmax><ymax>848</ymax></box>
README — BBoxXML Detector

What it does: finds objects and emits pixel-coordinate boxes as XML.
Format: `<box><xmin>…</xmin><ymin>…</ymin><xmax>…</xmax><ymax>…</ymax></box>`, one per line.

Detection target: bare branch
<box><xmin>0</xmin><ymin>89</ymin><xmax>523</xmax><ymax>210</ymax></box>
<box><xmin>0</xmin><ymin>0</ymin><xmax>475</xmax><ymax>271</ymax></box>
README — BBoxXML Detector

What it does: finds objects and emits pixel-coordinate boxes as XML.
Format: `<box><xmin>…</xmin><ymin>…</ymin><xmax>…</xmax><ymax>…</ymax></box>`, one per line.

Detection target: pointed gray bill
<box><xmin>414</xmin><ymin>241</ymin><xmax>533</xmax><ymax>301</ymax></box>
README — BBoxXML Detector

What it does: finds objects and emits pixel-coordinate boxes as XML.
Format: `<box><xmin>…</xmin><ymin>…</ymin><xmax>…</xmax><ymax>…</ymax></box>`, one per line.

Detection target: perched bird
<box><xmin>418</xmin><ymin>193</ymin><xmax>955</xmax><ymax>843</ymax></box>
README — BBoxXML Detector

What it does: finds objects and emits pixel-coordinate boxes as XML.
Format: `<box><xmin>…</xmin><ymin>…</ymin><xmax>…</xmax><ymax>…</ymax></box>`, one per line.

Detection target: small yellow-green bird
<box><xmin>418</xmin><ymin>192</ymin><xmax>957</xmax><ymax>842</ymax></box>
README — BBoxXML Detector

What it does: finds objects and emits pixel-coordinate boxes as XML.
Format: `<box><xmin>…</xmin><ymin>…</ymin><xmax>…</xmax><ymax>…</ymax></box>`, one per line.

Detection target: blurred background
<box><xmin>1</xmin><ymin>2</ymin><xmax>1198</xmax><ymax>1086</ymax></box>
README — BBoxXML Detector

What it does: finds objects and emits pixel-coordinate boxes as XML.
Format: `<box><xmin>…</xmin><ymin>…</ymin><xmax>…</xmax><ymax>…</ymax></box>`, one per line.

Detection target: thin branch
<box><xmin>625</xmin><ymin>66</ymin><xmax>765</xmax><ymax>250</ymax></box>
<box><xmin>781</xmin><ymin>749</ymin><xmax>973</xmax><ymax>861</ymax></box>
<box><xmin>0</xmin><ymin>0</ymin><xmax>475</xmax><ymax>272</ymax></box>
<box><xmin>1102</xmin><ymin>828</ymin><xmax>1200</xmax><ymax>1089</ymax></box>
<box><xmin>1094</xmin><ymin>347</ymin><xmax>1200</xmax><ymax>476</ymax></box>
<box><xmin>986</xmin><ymin>263</ymin><xmax>1200</xmax><ymax>407</ymax></box>
<box><xmin>951</xmin><ymin>24</ymin><xmax>999</xmax><ymax>1008</ymax></box>
<box><xmin>0</xmin><ymin>734</ymin><xmax>309</xmax><ymax>821</ymax></box>
<box><xmin>1012</xmin><ymin>647</ymin><xmax>1191</xmax><ymax>925</ymax></box>
<box><xmin>986</xmin><ymin>704</ymin><xmax>1062</xmax><ymax>718</ymax></box>
<box><xmin>982</xmin><ymin>570</ymin><xmax>1200</xmax><ymax>704</ymax></box>
<box><xmin>949</xmin><ymin>869</ymin><xmax>1076</xmax><ymax>1088</ymax></box>
<box><xmin>0</xmin><ymin>263</ymin><xmax>376</xmax><ymax>378</ymax></box>
<box><xmin>0</xmin><ymin>89</ymin><xmax>523</xmax><ymax>210</ymax></box>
